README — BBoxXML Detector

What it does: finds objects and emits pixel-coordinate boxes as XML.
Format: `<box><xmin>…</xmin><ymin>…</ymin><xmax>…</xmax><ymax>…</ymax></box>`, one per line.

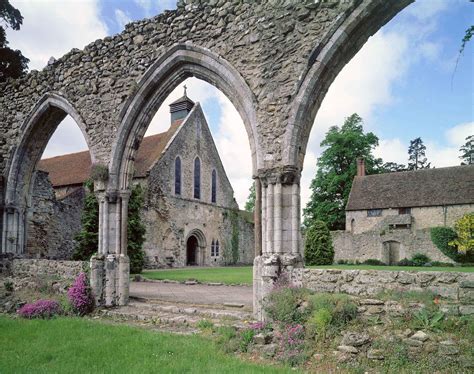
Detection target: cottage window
<box><xmin>194</xmin><ymin>157</ymin><xmax>201</xmax><ymax>199</ymax></box>
<box><xmin>367</xmin><ymin>209</ymin><xmax>382</xmax><ymax>217</ymax></box>
<box><xmin>398</xmin><ymin>207</ymin><xmax>411</xmax><ymax>215</ymax></box>
<box><xmin>174</xmin><ymin>157</ymin><xmax>181</xmax><ymax>195</ymax></box>
<box><xmin>211</xmin><ymin>169</ymin><xmax>217</xmax><ymax>203</ymax></box>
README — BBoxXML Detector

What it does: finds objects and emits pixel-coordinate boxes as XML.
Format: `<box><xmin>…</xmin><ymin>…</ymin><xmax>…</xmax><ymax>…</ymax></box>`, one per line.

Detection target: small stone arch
<box><xmin>185</xmin><ymin>228</ymin><xmax>207</xmax><ymax>266</ymax></box>
<box><xmin>109</xmin><ymin>43</ymin><xmax>260</xmax><ymax>193</ymax></box>
<box><xmin>383</xmin><ymin>240</ymin><xmax>402</xmax><ymax>265</ymax></box>
<box><xmin>2</xmin><ymin>92</ymin><xmax>95</xmax><ymax>254</ymax></box>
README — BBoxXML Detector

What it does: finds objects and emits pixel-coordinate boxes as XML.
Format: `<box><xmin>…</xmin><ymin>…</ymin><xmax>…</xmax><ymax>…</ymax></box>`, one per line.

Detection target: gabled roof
<box><xmin>346</xmin><ymin>165</ymin><xmax>474</xmax><ymax>211</ymax></box>
<box><xmin>37</xmin><ymin>119</ymin><xmax>183</xmax><ymax>187</ymax></box>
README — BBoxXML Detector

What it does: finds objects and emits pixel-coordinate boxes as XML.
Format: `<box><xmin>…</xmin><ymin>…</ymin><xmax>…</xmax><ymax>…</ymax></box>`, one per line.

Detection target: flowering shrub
<box><xmin>263</xmin><ymin>286</ymin><xmax>311</xmax><ymax>325</ymax></box>
<box><xmin>17</xmin><ymin>299</ymin><xmax>62</xmax><ymax>319</ymax></box>
<box><xmin>67</xmin><ymin>273</ymin><xmax>95</xmax><ymax>316</ymax></box>
<box><xmin>275</xmin><ymin>324</ymin><xmax>307</xmax><ymax>366</ymax></box>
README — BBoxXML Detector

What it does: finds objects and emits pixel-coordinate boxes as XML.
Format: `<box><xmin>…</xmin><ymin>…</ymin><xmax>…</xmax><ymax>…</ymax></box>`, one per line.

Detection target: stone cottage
<box><xmin>32</xmin><ymin>92</ymin><xmax>255</xmax><ymax>267</ymax></box>
<box><xmin>333</xmin><ymin>159</ymin><xmax>474</xmax><ymax>264</ymax></box>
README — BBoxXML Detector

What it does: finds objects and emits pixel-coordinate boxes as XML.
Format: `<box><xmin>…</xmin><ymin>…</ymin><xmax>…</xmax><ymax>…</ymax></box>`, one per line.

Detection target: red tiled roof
<box><xmin>38</xmin><ymin>120</ymin><xmax>182</xmax><ymax>187</ymax></box>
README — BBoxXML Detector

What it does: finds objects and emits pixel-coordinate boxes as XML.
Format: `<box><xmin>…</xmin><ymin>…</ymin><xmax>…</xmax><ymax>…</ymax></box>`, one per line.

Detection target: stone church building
<box><xmin>31</xmin><ymin>93</ymin><xmax>255</xmax><ymax>268</ymax></box>
<box><xmin>333</xmin><ymin>160</ymin><xmax>474</xmax><ymax>264</ymax></box>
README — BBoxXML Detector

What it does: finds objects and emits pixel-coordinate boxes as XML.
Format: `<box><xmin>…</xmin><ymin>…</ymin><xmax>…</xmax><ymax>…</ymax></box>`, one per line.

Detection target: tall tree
<box><xmin>0</xmin><ymin>0</ymin><xmax>29</xmax><ymax>82</ymax></box>
<box><xmin>244</xmin><ymin>182</ymin><xmax>255</xmax><ymax>212</ymax></box>
<box><xmin>127</xmin><ymin>184</ymin><xmax>146</xmax><ymax>274</ymax></box>
<box><xmin>303</xmin><ymin>114</ymin><xmax>382</xmax><ymax>230</ymax></box>
<box><xmin>382</xmin><ymin>161</ymin><xmax>406</xmax><ymax>173</ymax></box>
<box><xmin>407</xmin><ymin>137</ymin><xmax>430</xmax><ymax>170</ymax></box>
<box><xmin>459</xmin><ymin>135</ymin><xmax>473</xmax><ymax>165</ymax></box>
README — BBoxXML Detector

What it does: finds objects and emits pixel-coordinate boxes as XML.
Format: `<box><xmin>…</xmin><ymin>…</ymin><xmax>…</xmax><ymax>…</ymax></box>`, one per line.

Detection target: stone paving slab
<box><xmin>130</xmin><ymin>281</ymin><xmax>253</xmax><ymax>307</ymax></box>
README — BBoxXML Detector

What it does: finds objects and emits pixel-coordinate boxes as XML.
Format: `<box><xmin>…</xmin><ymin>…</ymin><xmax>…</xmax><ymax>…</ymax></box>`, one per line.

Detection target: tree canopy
<box><xmin>459</xmin><ymin>135</ymin><xmax>473</xmax><ymax>165</ymax></box>
<box><xmin>407</xmin><ymin>137</ymin><xmax>430</xmax><ymax>170</ymax></box>
<box><xmin>244</xmin><ymin>182</ymin><xmax>255</xmax><ymax>213</ymax></box>
<box><xmin>303</xmin><ymin>114</ymin><xmax>382</xmax><ymax>230</ymax></box>
<box><xmin>0</xmin><ymin>0</ymin><xmax>29</xmax><ymax>82</ymax></box>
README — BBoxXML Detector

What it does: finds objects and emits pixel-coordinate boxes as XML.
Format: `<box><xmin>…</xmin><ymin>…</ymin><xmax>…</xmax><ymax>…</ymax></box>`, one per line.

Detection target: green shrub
<box><xmin>128</xmin><ymin>184</ymin><xmax>146</xmax><ymax>274</ymax></box>
<box><xmin>337</xmin><ymin>259</ymin><xmax>347</xmax><ymax>264</ymax></box>
<box><xmin>304</xmin><ymin>220</ymin><xmax>334</xmax><ymax>265</ymax></box>
<box><xmin>4</xmin><ymin>280</ymin><xmax>13</xmax><ymax>293</ymax></box>
<box><xmin>239</xmin><ymin>329</ymin><xmax>255</xmax><ymax>352</ymax></box>
<box><xmin>263</xmin><ymin>287</ymin><xmax>311</xmax><ymax>325</ymax></box>
<box><xmin>362</xmin><ymin>258</ymin><xmax>386</xmax><ymax>265</ymax></box>
<box><xmin>197</xmin><ymin>319</ymin><xmax>214</xmax><ymax>330</ymax></box>
<box><xmin>412</xmin><ymin>309</ymin><xmax>444</xmax><ymax>332</ymax></box>
<box><xmin>411</xmin><ymin>253</ymin><xmax>431</xmax><ymax>266</ymax></box>
<box><xmin>430</xmin><ymin>261</ymin><xmax>454</xmax><ymax>267</ymax></box>
<box><xmin>397</xmin><ymin>258</ymin><xmax>414</xmax><ymax>266</ymax></box>
<box><xmin>430</xmin><ymin>226</ymin><xmax>474</xmax><ymax>263</ymax></box>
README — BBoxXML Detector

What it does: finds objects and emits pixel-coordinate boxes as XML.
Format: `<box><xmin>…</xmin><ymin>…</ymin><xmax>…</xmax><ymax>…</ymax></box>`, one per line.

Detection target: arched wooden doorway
<box><xmin>186</xmin><ymin>235</ymin><xmax>199</xmax><ymax>266</ymax></box>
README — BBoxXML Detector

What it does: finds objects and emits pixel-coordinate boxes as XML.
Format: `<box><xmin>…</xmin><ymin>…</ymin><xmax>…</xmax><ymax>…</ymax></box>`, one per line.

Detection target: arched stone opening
<box><xmin>96</xmin><ymin>44</ymin><xmax>259</xmax><ymax>307</ymax></box>
<box><xmin>185</xmin><ymin>229</ymin><xmax>206</xmax><ymax>266</ymax></box>
<box><xmin>1</xmin><ymin>93</ymin><xmax>94</xmax><ymax>255</ymax></box>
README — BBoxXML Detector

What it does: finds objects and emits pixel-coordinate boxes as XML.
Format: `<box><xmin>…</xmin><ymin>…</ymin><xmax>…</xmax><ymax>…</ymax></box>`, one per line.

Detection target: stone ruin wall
<box><xmin>26</xmin><ymin>171</ymin><xmax>85</xmax><ymax>259</ymax></box>
<box><xmin>0</xmin><ymin>0</ymin><xmax>358</xmax><ymax>175</ymax></box>
<box><xmin>290</xmin><ymin>268</ymin><xmax>474</xmax><ymax>315</ymax></box>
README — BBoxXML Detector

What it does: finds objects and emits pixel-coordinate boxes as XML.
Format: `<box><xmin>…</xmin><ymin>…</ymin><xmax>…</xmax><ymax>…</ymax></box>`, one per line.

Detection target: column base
<box><xmin>90</xmin><ymin>254</ymin><xmax>129</xmax><ymax>307</ymax></box>
<box><xmin>253</xmin><ymin>253</ymin><xmax>304</xmax><ymax>321</ymax></box>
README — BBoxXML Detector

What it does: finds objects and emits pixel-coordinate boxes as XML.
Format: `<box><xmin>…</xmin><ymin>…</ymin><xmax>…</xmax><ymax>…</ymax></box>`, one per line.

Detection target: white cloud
<box><xmin>134</xmin><ymin>0</ymin><xmax>152</xmax><ymax>14</ymax></box>
<box><xmin>42</xmin><ymin>116</ymin><xmax>88</xmax><ymax>159</ymax></box>
<box><xmin>115</xmin><ymin>9</ymin><xmax>132</xmax><ymax>31</ymax></box>
<box><xmin>374</xmin><ymin>122</ymin><xmax>473</xmax><ymax>169</ymax></box>
<box><xmin>7</xmin><ymin>0</ymin><xmax>108</xmax><ymax>71</ymax></box>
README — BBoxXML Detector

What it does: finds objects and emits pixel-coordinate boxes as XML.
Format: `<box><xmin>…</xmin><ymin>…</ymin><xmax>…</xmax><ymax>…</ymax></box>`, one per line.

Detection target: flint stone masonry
<box><xmin>0</xmin><ymin>0</ymin><xmax>415</xmax><ymax>311</ymax></box>
<box><xmin>290</xmin><ymin>268</ymin><xmax>474</xmax><ymax>311</ymax></box>
<box><xmin>11</xmin><ymin>259</ymin><xmax>88</xmax><ymax>281</ymax></box>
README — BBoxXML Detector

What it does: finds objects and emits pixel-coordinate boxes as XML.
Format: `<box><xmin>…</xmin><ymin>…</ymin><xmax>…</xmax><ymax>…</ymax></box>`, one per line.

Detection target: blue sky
<box><xmin>7</xmin><ymin>0</ymin><xmax>474</xmax><ymax>208</ymax></box>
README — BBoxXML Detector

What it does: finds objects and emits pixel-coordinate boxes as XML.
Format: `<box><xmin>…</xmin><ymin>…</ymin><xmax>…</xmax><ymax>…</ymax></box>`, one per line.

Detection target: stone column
<box><xmin>253</xmin><ymin>166</ymin><xmax>303</xmax><ymax>320</ymax></box>
<box><xmin>1</xmin><ymin>206</ymin><xmax>25</xmax><ymax>255</ymax></box>
<box><xmin>254</xmin><ymin>178</ymin><xmax>262</xmax><ymax>257</ymax></box>
<box><xmin>90</xmin><ymin>188</ymin><xmax>131</xmax><ymax>307</ymax></box>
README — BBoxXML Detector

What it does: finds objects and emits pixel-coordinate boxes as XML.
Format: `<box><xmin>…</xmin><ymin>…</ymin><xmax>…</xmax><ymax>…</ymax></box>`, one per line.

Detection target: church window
<box><xmin>194</xmin><ymin>157</ymin><xmax>201</xmax><ymax>199</ymax></box>
<box><xmin>211</xmin><ymin>169</ymin><xmax>217</xmax><ymax>203</ymax></box>
<box><xmin>211</xmin><ymin>240</ymin><xmax>215</xmax><ymax>256</ymax></box>
<box><xmin>215</xmin><ymin>240</ymin><xmax>220</xmax><ymax>256</ymax></box>
<box><xmin>174</xmin><ymin>157</ymin><xmax>181</xmax><ymax>195</ymax></box>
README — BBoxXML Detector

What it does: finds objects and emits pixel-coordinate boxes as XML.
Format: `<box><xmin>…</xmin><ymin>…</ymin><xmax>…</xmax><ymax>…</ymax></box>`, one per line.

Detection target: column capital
<box><xmin>119</xmin><ymin>189</ymin><xmax>131</xmax><ymax>200</ymax></box>
<box><xmin>257</xmin><ymin>165</ymin><xmax>301</xmax><ymax>186</ymax></box>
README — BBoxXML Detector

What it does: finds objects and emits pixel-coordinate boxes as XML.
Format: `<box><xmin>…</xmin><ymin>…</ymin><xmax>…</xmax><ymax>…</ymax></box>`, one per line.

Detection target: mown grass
<box><xmin>0</xmin><ymin>316</ymin><xmax>293</xmax><ymax>374</ymax></box>
<box><xmin>141</xmin><ymin>264</ymin><xmax>474</xmax><ymax>285</ymax></box>
<box><xmin>142</xmin><ymin>266</ymin><xmax>253</xmax><ymax>285</ymax></box>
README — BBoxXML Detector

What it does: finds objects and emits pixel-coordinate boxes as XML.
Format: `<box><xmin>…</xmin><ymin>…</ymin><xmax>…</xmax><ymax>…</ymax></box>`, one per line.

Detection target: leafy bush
<box><xmin>411</xmin><ymin>253</ymin><xmax>431</xmax><ymax>266</ymax></box>
<box><xmin>430</xmin><ymin>226</ymin><xmax>474</xmax><ymax>263</ymax></box>
<box><xmin>412</xmin><ymin>309</ymin><xmax>445</xmax><ymax>332</ymax></box>
<box><xmin>337</xmin><ymin>259</ymin><xmax>347</xmax><ymax>264</ymax></box>
<box><xmin>263</xmin><ymin>286</ymin><xmax>311</xmax><ymax>325</ymax></box>
<box><xmin>17</xmin><ymin>300</ymin><xmax>62</xmax><ymax>319</ymax></box>
<box><xmin>362</xmin><ymin>258</ymin><xmax>386</xmax><ymax>265</ymax></box>
<box><xmin>430</xmin><ymin>261</ymin><xmax>454</xmax><ymax>267</ymax></box>
<box><xmin>397</xmin><ymin>258</ymin><xmax>414</xmax><ymax>266</ymax></box>
<box><xmin>239</xmin><ymin>329</ymin><xmax>255</xmax><ymax>352</ymax></box>
<box><xmin>304</xmin><ymin>220</ymin><xmax>334</xmax><ymax>265</ymax></box>
<box><xmin>128</xmin><ymin>184</ymin><xmax>146</xmax><ymax>274</ymax></box>
<box><xmin>449</xmin><ymin>213</ymin><xmax>474</xmax><ymax>254</ymax></box>
<box><xmin>67</xmin><ymin>273</ymin><xmax>95</xmax><ymax>316</ymax></box>
<box><xmin>306</xmin><ymin>308</ymin><xmax>332</xmax><ymax>340</ymax></box>
<box><xmin>4</xmin><ymin>280</ymin><xmax>13</xmax><ymax>293</ymax></box>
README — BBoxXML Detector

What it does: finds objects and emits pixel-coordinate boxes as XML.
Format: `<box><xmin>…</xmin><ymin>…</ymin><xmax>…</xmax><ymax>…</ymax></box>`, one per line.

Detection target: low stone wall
<box><xmin>4</xmin><ymin>259</ymin><xmax>89</xmax><ymax>292</ymax></box>
<box><xmin>290</xmin><ymin>268</ymin><xmax>474</xmax><ymax>314</ymax></box>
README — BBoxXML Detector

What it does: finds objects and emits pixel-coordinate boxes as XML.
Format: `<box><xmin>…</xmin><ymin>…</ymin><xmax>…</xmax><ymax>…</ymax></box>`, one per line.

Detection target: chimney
<box><xmin>356</xmin><ymin>157</ymin><xmax>365</xmax><ymax>177</ymax></box>
<box><xmin>169</xmin><ymin>85</ymin><xmax>195</xmax><ymax>124</ymax></box>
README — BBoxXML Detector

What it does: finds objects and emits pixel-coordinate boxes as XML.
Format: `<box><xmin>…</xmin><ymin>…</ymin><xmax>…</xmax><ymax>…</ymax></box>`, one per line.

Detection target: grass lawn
<box><xmin>0</xmin><ymin>316</ymin><xmax>292</xmax><ymax>374</ymax></box>
<box><xmin>141</xmin><ymin>264</ymin><xmax>474</xmax><ymax>285</ymax></box>
<box><xmin>143</xmin><ymin>266</ymin><xmax>254</xmax><ymax>285</ymax></box>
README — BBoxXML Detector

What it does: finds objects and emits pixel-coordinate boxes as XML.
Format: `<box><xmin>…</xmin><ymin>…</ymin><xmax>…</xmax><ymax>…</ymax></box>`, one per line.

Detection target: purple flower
<box><xmin>18</xmin><ymin>299</ymin><xmax>62</xmax><ymax>319</ymax></box>
<box><xmin>67</xmin><ymin>273</ymin><xmax>95</xmax><ymax>316</ymax></box>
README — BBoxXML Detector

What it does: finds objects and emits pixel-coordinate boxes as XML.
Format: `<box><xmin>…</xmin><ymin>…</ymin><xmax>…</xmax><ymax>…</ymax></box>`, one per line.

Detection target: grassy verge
<box><xmin>142</xmin><ymin>266</ymin><xmax>254</xmax><ymax>285</ymax></box>
<box><xmin>0</xmin><ymin>316</ymin><xmax>293</xmax><ymax>374</ymax></box>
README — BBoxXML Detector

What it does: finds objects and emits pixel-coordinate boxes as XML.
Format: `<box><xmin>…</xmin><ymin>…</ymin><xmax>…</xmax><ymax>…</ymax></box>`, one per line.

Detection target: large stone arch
<box><xmin>109</xmin><ymin>43</ymin><xmax>259</xmax><ymax>192</ymax></box>
<box><xmin>1</xmin><ymin>92</ymin><xmax>95</xmax><ymax>254</ymax></box>
<box><xmin>283</xmin><ymin>0</ymin><xmax>413</xmax><ymax>169</ymax></box>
